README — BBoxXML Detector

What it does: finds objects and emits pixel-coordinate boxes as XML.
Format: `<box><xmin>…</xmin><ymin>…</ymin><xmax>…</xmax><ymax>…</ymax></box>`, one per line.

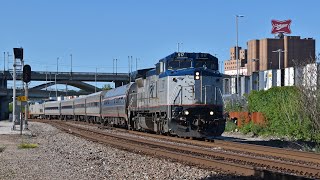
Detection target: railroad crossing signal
<box><xmin>17</xmin><ymin>96</ymin><xmax>27</xmax><ymax>102</ymax></box>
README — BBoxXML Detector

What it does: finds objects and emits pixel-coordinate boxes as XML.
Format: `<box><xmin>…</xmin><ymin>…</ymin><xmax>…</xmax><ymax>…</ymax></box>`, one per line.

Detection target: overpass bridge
<box><xmin>0</xmin><ymin>70</ymin><xmax>129</xmax><ymax>88</ymax></box>
<box><xmin>0</xmin><ymin>70</ymin><xmax>130</xmax><ymax>120</ymax></box>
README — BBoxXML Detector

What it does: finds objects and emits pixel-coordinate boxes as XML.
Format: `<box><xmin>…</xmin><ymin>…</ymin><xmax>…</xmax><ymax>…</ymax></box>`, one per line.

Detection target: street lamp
<box><xmin>55</xmin><ymin>74</ymin><xmax>58</xmax><ymax>99</ymax></box>
<box><xmin>236</xmin><ymin>15</ymin><xmax>244</xmax><ymax>97</ymax></box>
<box><xmin>177</xmin><ymin>42</ymin><xmax>183</xmax><ymax>52</ymax></box>
<box><xmin>70</xmin><ymin>54</ymin><xmax>73</xmax><ymax>74</ymax></box>
<box><xmin>272</xmin><ymin>49</ymin><xmax>285</xmax><ymax>69</ymax></box>
<box><xmin>113</xmin><ymin>58</ymin><xmax>118</xmax><ymax>75</ymax></box>
<box><xmin>56</xmin><ymin>57</ymin><xmax>59</xmax><ymax>99</ymax></box>
<box><xmin>95</xmin><ymin>67</ymin><xmax>97</xmax><ymax>93</ymax></box>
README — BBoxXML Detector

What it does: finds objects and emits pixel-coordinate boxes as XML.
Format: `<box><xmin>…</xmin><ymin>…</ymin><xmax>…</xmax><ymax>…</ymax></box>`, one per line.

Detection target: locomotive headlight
<box><xmin>209</xmin><ymin>111</ymin><xmax>214</xmax><ymax>115</ymax></box>
<box><xmin>184</xmin><ymin>110</ymin><xmax>189</xmax><ymax>115</ymax></box>
<box><xmin>194</xmin><ymin>71</ymin><xmax>200</xmax><ymax>80</ymax></box>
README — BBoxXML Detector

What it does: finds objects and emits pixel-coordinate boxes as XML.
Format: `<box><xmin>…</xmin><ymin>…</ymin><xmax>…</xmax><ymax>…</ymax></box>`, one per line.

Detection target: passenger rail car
<box><xmin>29</xmin><ymin>52</ymin><xmax>225</xmax><ymax>138</ymax></box>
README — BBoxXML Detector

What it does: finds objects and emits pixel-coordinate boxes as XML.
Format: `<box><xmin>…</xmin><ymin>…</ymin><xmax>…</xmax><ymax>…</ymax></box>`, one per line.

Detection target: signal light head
<box><xmin>194</xmin><ymin>71</ymin><xmax>200</xmax><ymax>80</ymax></box>
<box><xmin>23</xmin><ymin>64</ymin><xmax>31</xmax><ymax>83</ymax></box>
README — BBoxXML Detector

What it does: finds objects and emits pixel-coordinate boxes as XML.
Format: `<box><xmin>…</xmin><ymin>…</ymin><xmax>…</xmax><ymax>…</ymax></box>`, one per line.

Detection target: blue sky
<box><xmin>0</xmin><ymin>0</ymin><xmax>319</xmax><ymax>88</ymax></box>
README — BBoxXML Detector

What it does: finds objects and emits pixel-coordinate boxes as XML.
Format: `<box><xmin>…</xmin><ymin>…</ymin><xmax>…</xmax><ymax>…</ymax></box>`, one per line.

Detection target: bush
<box><xmin>225</xmin><ymin>121</ymin><xmax>237</xmax><ymax>132</ymax></box>
<box><xmin>239</xmin><ymin>121</ymin><xmax>265</xmax><ymax>136</ymax></box>
<box><xmin>247</xmin><ymin>86</ymin><xmax>315</xmax><ymax>141</ymax></box>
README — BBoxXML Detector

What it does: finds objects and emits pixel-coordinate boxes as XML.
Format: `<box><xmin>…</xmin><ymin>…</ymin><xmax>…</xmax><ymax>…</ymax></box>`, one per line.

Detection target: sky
<box><xmin>0</xmin><ymin>0</ymin><xmax>319</xmax><ymax>89</ymax></box>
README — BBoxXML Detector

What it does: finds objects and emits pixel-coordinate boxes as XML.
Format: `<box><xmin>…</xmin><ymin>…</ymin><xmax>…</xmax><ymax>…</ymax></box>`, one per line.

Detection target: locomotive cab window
<box><xmin>194</xmin><ymin>59</ymin><xmax>217</xmax><ymax>70</ymax></box>
<box><xmin>168</xmin><ymin>59</ymin><xmax>191</xmax><ymax>70</ymax></box>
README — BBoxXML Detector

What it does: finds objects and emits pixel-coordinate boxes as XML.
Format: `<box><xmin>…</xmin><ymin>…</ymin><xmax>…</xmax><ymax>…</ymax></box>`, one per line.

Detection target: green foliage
<box><xmin>8</xmin><ymin>102</ymin><xmax>25</xmax><ymax>113</ymax></box>
<box><xmin>315</xmin><ymin>144</ymin><xmax>320</xmax><ymax>153</ymax></box>
<box><xmin>240</xmin><ymin>121</ymin><xmax>265</xmax><ymax>136</ymax></box>
<box><xmin>102</xmin><ymin>84</ymin><xmax>113</xmax><ymax>91</ymax></box>
<box><xmin>18</xmin><ymin>143</ymin><xmax>38</xmax><ymax>149</ymax></box>
<box><xmin>247</xmin><ymin>86</ymin><xmax>315</xmax><ymax>141</ymax></box>
<box><xmin>225</xmin><ymin>121</ymin><xmax>237</xmax><ymax>132</ymax></box>
<box><xmin>225</xmin><ymin>97</ymin><xmax>247</xmax><ymax>112</ymax></box>
<box><xmin>9</xmin><ymin>102</ymin><xmax>12</xmax><ymax>113</ymax></box>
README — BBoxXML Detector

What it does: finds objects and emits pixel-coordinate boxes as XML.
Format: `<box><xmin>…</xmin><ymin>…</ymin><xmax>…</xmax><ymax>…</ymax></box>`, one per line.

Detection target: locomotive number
<box><xmin>178</xmin><ymin>52</ymin><xmax>185</xmax><ymax>57</ymax></box>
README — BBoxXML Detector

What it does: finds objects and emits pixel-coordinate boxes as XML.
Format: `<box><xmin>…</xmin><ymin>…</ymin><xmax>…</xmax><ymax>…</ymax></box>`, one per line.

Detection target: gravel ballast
<box><xmin>0</xmin><ymin>122</ymin><xmax>244</xmax><ymax>180</ymax></box>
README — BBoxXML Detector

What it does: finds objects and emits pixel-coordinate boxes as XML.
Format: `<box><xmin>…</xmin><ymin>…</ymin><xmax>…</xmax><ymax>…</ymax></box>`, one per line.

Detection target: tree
<box><xmin>293</xmin><ymin>57</ymin><xmax>320</xmax><ymax>140</ymax></box>
<box><xmin>102</xmin><ymin>84</ymin><xmax>113</xmax><ymax>91</ymax></box>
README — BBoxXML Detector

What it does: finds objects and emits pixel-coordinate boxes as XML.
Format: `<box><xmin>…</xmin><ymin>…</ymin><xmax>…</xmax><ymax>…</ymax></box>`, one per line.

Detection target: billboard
<box><xmin>271</xmin><ymin>19</ymin><xmax>292</xmax><ymax>34</ymax></box>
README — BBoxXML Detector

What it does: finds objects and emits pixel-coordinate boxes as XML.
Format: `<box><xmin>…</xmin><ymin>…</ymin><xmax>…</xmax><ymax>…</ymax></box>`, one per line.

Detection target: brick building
<box><xmin>247</xmin><ymin>36</ymin><xmax>315</xmax><ymax>75</ymax></box>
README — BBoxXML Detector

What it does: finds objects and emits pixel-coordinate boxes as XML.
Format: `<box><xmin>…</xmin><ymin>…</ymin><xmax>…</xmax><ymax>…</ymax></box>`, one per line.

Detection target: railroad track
<box><xmin>126</xmin><ymin>130</ymin><xmax>320</xmax><ymax>166</ymax></box>
<box><xmin>32</xmin><ymin>120</ymin><xmax>319</xmax><ymax>179</ymax></box>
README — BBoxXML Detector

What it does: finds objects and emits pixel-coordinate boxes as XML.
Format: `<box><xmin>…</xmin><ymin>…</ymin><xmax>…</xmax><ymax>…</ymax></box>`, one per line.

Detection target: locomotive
<box><xmin>29</xmin><ymin>52</ymin><xmax>225</xmax><ymax>137</ymax></box>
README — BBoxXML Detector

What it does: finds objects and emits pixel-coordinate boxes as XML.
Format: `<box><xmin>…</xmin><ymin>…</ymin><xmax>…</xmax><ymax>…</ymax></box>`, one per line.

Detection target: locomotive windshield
<box><xmin>194</xmin><ymin>59</ymin><xmax>217</xmax><ymax>70</ymax></box>
<box><xmin>168</xmin><ymin>59</ymin><xmax>192</xmax><ymax>70</ymax></box>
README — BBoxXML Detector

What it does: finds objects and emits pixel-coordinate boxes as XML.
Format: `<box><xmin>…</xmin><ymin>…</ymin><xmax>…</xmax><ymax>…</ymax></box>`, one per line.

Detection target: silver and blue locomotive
<box><xmin>29</xmin><ymin>52</ymin><xmax>225</xmax><ymax>138</ymax></box>
<box><xmin>128</xmin><ymin>52</ymin><xmax>225</xmax><ymax>137</ymax></box>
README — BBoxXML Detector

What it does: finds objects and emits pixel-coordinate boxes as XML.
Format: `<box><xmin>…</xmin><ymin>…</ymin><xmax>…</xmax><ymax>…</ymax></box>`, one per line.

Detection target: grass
<box><xmin>225</xmin><ymin>121</ymin><xmax>237</xmax><ymax>132</ymax></box>
<box><xmin>18</xmin><ymin>143</ymin><xmax>38</xmax><ymax>149</ymax></box>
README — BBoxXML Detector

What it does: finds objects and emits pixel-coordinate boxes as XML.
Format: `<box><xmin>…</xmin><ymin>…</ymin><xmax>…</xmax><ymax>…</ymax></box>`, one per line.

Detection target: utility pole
<box><xmin>95</xmin><ymin>67</ymin><xmax>97</xmax><ymax>93</ymax></box>
<box><xmin>236</xmin><ymin>15</ymin><xmax>244</xmax><ymax>97</ymax></box>
<box><xmin>128</xmin><ymin>56</ymin><xmax>131</xmax><ymax>82</ymax></box>
<box><xmin>24</xmin><ymin>81</ymin><xmax>29</xmax><ymax>130</ymax></box>
<box><xmin>115</xmin><ymin>59</ymin><xmax>118</xmax><ymax>75</ymax></box>
<box><xmin>12</xmin><ymin>48</ymin><xmax>23</xmax><ymax>131</ymax></box>
<box><xmin>56</xmin><ymin>57</ymin><xmax>59</xmax><ymax>99</ymax></box>
<box><xmin>3</xmin><ymin>52</ymin><xmax>5</xmax><ymax>73</ymax></box>
<box><xmin>177</xmin><ymin>42</ymin><xmax>183</xmax><ymax>52</ymax></box>
<box><xmin>136</xmin><ymin>58</ymin><xmax>138</xmax><ymax>72</ymax></box>
<box><xmin>70</xmin><ymin>54</ymin><xmax>72</xmax><ymax>74</ymax></box>
<box><xmin>272</xmin><ymin>49</ymin><xmax>285</xmax><ymax>69</ymax></box>
<box><xmin>12</xmin><ymin>57</ymin><xmax>16</xmax><ymax>130</ymax></box>
<box><xmin>20</xmin><ymin>59</ymin><xmax>24</xmax><ymax>135</ymax></box>
<box><xmin>130</xmin><ymin>56</ymin><xmax>133</xmax><ymax>74</ymax></box>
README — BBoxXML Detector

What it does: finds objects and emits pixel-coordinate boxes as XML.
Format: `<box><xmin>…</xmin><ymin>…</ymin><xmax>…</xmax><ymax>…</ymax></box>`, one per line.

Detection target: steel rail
<box><xmin>47</xmin><ymin>120</ymin><xmax>319</xmax><ymax>178</ymax></box>
<box><xmin>48</xmin><ymin>121</ymin><xmax>258</xmax><ymax>176</ymax></box>
<box><xmin>126</xmin><ymin>130</ymin><xmax>320</xmax><ymax>165</ymax></box>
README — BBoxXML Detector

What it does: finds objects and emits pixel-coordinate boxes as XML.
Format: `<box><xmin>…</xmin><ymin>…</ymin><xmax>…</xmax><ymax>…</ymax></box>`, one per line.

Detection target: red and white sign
<box><xmin>271</xmin><ymin>19</ymin><xmax>292</xmax><ymax>34</ymax></box>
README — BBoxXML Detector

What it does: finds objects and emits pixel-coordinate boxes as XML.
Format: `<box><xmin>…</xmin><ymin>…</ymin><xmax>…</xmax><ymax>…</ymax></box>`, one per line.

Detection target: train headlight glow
<box><xmin>194</xmin><ymin>71</ymin><xmax>200</xmax><ymax>80</ymax></box>
<box><xmin>209</xmin><ymin>111</ymin><xmax>214</xmax><ymax>115</ymax></box>
<box><xmin>184</xmin><ymin>110</ymin><xmax>189</xmax><ymax>115</ymax></box>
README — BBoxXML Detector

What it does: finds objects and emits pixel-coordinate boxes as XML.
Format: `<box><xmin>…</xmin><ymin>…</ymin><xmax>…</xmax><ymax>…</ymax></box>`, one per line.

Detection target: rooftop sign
<box><xmin>271</xmin><ymin>19</ymin><xmax>292</xmax><ymax>34</ymax></box>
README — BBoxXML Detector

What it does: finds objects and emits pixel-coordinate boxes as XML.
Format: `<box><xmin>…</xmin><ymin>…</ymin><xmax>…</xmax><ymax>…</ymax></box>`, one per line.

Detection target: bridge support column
<box><xmin>0</xmin><ymin>96</ymin><xmax>10</xmax><ymax>120</ymax></box>
<box><xmin>114</xmin><ymin>81</ymin><xmax>125</xmax><ymax>88</ymax></box>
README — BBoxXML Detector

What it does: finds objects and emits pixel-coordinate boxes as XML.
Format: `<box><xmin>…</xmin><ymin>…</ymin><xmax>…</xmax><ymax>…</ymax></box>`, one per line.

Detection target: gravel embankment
<box><xmin>0</xmin><ymin>122</ymin><xmax>247</xmax><ymax>180</ymax></box>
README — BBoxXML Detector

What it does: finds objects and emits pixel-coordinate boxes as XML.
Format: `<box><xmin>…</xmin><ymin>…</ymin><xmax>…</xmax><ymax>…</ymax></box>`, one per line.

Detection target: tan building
<box><xmin>247</xmin><ymin>36</ymin><xmax>315</xmax><ymax>75</ymax></box>
<box><xmin>224</xmin><ymin>47</ymin><xmax>247</xmax><ymax>75</ymax></box>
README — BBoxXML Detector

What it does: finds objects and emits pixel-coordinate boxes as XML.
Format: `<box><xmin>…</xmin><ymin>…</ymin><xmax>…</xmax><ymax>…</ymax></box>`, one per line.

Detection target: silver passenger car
<box><xmin>74</xmin><ymin>95</ymin><xmax>86</xmax><ymax>121</ymax></box>
<box><xmin>60</xmin><ymin>99</ymin><xmax>74</xmax><ymax>120</ymax></box>
<box><xmin>44</xmin><ymin>100</ymin><xmax>61</xmax><ymax>119</ymax></box>
<box><xmin>29</xmin><ymin>101</ymin><xmax>44</xmax><ymax>119</ymax></box>
<box><xmin>85</xmin><ymin>91</ymin><xmax>106</xmax><ymax>123</ymax></box>
<box><xmin>101</xmin><ymin>83</ymin><xmax>132</xmax><ymax>126</ymax></box>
